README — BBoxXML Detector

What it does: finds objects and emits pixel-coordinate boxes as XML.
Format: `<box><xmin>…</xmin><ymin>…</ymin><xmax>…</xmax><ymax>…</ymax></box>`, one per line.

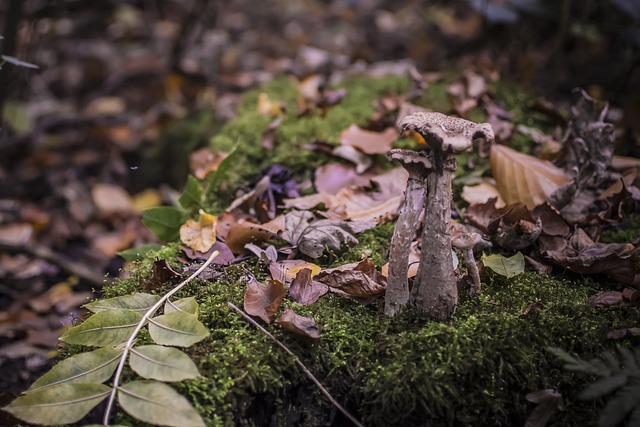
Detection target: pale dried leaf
<box><xmin>490</xmin><ymin>144</ymin><xmax>568</xmax><ymax>209</ymax></box>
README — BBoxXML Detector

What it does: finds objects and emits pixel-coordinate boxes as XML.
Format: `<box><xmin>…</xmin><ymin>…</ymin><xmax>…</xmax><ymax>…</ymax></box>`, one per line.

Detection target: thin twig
<box><xmin>0</xmin><ymin>242</ymin><xmax>110</xmax><ymax>287</ymax></box>
<box><xmin>228</xmin><ymin>302</ymin><xmax>365</xmax><ymax>427</ymax></box>
<box><xmin>102</xmin><ymin>250</ymin><xmax>219</xmax><ymax>426</ymax></box>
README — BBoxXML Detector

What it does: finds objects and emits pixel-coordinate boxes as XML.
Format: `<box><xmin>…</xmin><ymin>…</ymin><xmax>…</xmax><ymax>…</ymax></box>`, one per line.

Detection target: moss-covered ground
<box><xmin>70</xmin><ymin>73</ymin><xmax>640</xmax><ymax>426</ymax></box>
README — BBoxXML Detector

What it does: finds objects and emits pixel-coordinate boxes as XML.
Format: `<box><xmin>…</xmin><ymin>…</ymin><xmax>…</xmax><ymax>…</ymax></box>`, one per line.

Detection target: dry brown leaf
<box><xmin>340</xmin><ymin>124</ymin><xmax>398</xmax><ymax>155</ymax></box>
<box><xmin>314</xmin><ymin>163</ymin><xmax>373</xmax><ymax>195</ymax></box>
<box><xmin>189</xmin><ymin>148</ymin><xmax>227</xmax><ymax>180</ymax></box>
<box><xmin>179</xmin><ymin>211</ymin><xmax>217</xmax><ymax>253</ymax></box>
<box><xmin>91</xmin><ymin>183</ymin><xmax>134</xmax><ymax>217</ymax></box>
<box><xmin>243</xmin><ymin>274</ymin><xmax>285</xmax><ymax>324</ymax></box>
<box><xmin>316</xmin><ymin>258</ymin><xmax>387</xmax><ymax>305</ymax></box>
<box><xmin>490</xmin><ymin>144</ymin><xmax>568</xmax><ymax>209</ymax></box>
<box><xmin>275</xmin><ymin>308</ymin><xmax>320</xmax><ymax>339</ymax></box>
<box><xmin>224</xmin><ymin>215</ymin><xmax>284</xmax><ymax>254</ymax></box>
<box><xmin>461</xmin><ymin>179</ymin><xmax>506</xmax><ymax>208</ymax></box>
<box><xmin>588</xmin><ymin>291</ymin><xmax>624</xmax><ymax>308</ymax></box>
<box><xmin>269</xmin><ymin>260</ymin><xmax>322</xmax><ymax>285</ymax></box>
<box><xmin>289</xmin><ymin>268</ymin><xmax>328</xmax><ymax>305</ymax></box>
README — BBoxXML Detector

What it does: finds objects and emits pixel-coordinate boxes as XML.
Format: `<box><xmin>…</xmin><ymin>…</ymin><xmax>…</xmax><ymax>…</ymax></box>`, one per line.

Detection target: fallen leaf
<box><xmin>179</xmin><ymin>211</ymin><xmax>217</xmax><ymax>253</ymax></box>
<box><xmin>524</xmin><ymin>389</ymin><xmax>564</xmax><ymax>427</ymax></box>
<box><xmin>316</xmin><ymin>258</ymin><xmax>387</xmax><ymax>304</ymax></box>
<box><xmin>462</xmin><ymin>179</ymin><xmax>506</xmax><ymax>208</ymax></box>
<box><xmin>283</xmin><ymin>211</ymin><xmax>375</xmax><ymax>258</ymax></box>
<box><xmin>276</xmin><ymin>308</ymin><xmax>320</xmax><ymax>339</ymax></box>
<box><xmin>314</xmin><ymin>163</ymin><xmax>373</xmax><ymax>195</ymax></box>
<box><xmin>245</xmin><ymin>243</ymin><xmax>278</xmax><ymax>265</ymax></box>
<box><xmin>490</xmin><ymin>144</ymin><xmax>568</xmax><ymax>209</ymax></box>
<box><xmin>340</xmin><ymin>124</ymin><xmax>398</xmax><ymax>155</ymax></box>
<box><xmin>147</xmin><ymin>259</ymin><xmax>182</xmax><ymax>291</ymax></box>
<box><xmin>481</xmin><ymin>252</ymin><xmax>525</xmax><ymax>278</ymax></box>
<box><xmin>225</xmin><ymin>221</ymin><xmax>274</xmax><ymax>254</ymax></box>
<box><xmin>289</xmin><ymin>268</ymin><xmax>328</xmax><ymax>304</ymax></box>
<box><xmin>332</xmin><ymin>145</ymin><xmax>373</xmax><ymax>174</ymax></box>
<box><xmin>91</xmin><ymin>183</ymin><xmax>134</xmax><ymax>217</ymax></box>
<box><xmin>269</xmin><ymin>260</ymin><xmax>322</xmax><ymax>285</ymax></box>
<box><xmin>539</xmin><ymin>229</ymin><xmax>637</xmax><ymax>284</ymax></box>
<box><xmin>588</xmin><ymin>291</ymin><xmax>624</xmax><ymax>308</ymax></box>
<box><xmin>243</xmin><ymin>272</ymin><xmax>285</xmax><ymax>324</ymax></box>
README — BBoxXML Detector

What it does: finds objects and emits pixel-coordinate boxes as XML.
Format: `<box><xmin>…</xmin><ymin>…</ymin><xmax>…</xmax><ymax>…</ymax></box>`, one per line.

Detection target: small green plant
<box><xmin>550</xmin><ymin>347</ymin><xmax>640</xmax><ymax>427</ymax></box>
<box><xmin>3</xmin><ymin>251</ymin><xmax>219</xmax><ymax>426</ymax></box>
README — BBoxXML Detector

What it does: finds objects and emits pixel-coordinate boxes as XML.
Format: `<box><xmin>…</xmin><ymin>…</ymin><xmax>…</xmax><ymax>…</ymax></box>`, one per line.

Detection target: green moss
<box><xmin>600</xmin><ymin>210</ymin><xmax>640</xmax><ymax>243</ymax></box>
<box><xmin>93</xmin><ymin>262</ymin><xmax>639</xmax><ymax>427</ymax></box>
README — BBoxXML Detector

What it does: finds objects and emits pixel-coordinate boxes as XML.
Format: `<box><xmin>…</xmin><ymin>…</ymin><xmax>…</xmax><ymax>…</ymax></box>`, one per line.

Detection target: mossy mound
<box><xmin>102</xmin><ymin>251</ymin><xmax>640</xmax><ymax>427</ymax></box>
<box><xmin>66</xmin><ymin>73</ymin><xmax>639</xmax><ymax>426</ymax></box>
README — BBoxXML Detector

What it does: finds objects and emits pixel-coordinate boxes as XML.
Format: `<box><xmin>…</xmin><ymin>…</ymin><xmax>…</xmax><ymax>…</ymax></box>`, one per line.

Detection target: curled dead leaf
<box><xmin>243</xmin><ymin>272</ymin><xmax>285</xmax><ymax>324</ymax></box>
<box><xmin>289</xmin><ymin>268</ymin><xmax>328</xmax><ymax>305</ymax></box>
<box><xmin>316</xmin><ymin>258</ymin><xmax>387</xmax><ymax>305</ymax></box>
<box><xmin>275</xmin><ymin>308</ymin><xmax>320</xmax><ymax>339</ymax></box>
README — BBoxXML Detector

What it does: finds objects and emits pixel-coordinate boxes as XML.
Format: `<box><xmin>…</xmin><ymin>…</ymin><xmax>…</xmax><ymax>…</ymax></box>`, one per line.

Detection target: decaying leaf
<box><xmin>243</xmin><ymin>271</ymin><xmax>285</xmax><ymax>323</ymax></box>
<box><xmin>276</xmin><ymin>308</ymin><xmax>320</xmax><ymax>339</ymax></box>
<box><xmin>524</xmin><ymin>389</ymin><xmax>564</xmax><ymax>427</ymax></box>
<box><xmin>539</xmin><ymin>229</ymin><xmax>638</xmax><ymax>285</ymax></box>
<box><xmin>339</xmin><ymin>124</ymin><xmax>398</xmax><ymax>155</ymax></box>
<box><xmin>269</xmin><ymin>260</ymin><xmax>322</xmax><ymax>285</ymax></box>
<box><xmin>490</xmin><ymin>144</ymin><xmax>568</xmax><ymax>209</ymax></box>
<box><xmin>146</xmin><ymin>259</ymin><xmax>181</xmax><ymax>291</ymax></box>
<box><xmin>314</xmin><ymin>163</ymin><xmax>374</xmax><ymax>195</ymax></box>
<box><xmin>289</xmin><ymin>268</ymin><xmax>329</xmax><ymax>305</ymax></box>
<box><xmin>481</xmin><ymin>252</ymin><xmax>525</xmax><ymax>278</ymax></box>
<box><xmin>316</xmin><ymin>258</ymin><xmax>387</xmax><ymax>304</ymax></box>
<box><xmin>189</xmin><ymin>147</ymin><xmax>228</xmax><ymax>180</ymax></box>
<box><xmin>462</xmin><ymin>179</ymin><xmax>506</xmax><ymax>208</ymax></box>
<box><xmin>179</xmin><ymin>211</ymin><xmax>217</xmax><ymax>253</ymax></box>
<box><xmin>587</xmin><ymin>291</ymin><xmax>624</xmax><ymax>308</ymax></box>
<box><xmin>283</xmin><ymin>210</ymin><xmax>375</xmax><ymax>258</ymax></box>
<box><xmin>224</xmin><ymin>215</ymin><xmax>283</xmax><ymax>254</ymax></box>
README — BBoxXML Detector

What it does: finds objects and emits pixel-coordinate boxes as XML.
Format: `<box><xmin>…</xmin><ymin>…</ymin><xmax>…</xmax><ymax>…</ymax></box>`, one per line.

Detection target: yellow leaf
<box><xmin>180</xmin><ymin>212</ymin><xmax>218</xmax><ymax>253</ymax></box>
<box><xmin>257</xmin><ymin>93</ymin><xmax>283</xmax><ymax>117</ymax></box>
<box><xmin>490</xmin><ymin>144</ymin><xmax>568</xmax><ymax>210</ymax></box>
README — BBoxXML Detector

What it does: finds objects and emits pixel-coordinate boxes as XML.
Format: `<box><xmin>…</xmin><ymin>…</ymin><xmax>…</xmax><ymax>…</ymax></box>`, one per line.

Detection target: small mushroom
<box><xmin>451</xmin><ymin>232</ymin><xmax>492</xmax><ymax>296</ymax></box>
<box><xmin>384</xmin><ymin>149</ymin><xmax>431</xmax><ymax>316</ymax></box>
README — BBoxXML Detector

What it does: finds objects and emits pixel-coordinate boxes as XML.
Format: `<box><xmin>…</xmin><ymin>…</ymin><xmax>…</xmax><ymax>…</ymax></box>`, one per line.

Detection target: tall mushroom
<box><xmin>384</xmin><ymin>149</ymin><xmax>430</xmax><ymax>316</ymax></box>
<box><xmin>397</xmin><ymin>112</ymin><xmax>494</xmax><ymax>320</ymax></box>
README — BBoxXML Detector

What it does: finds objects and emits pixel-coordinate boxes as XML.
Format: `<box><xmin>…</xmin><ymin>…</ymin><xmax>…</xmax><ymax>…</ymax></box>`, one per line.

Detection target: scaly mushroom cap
<box><xmin>451</xmin><ymin>232</ymin><xmax>492</xmax><ymax>250</ymax></box>
<box><xmin>398</xmin><ymin>112</ymin><xmax>495</xmax><ymax>155</ymax></box>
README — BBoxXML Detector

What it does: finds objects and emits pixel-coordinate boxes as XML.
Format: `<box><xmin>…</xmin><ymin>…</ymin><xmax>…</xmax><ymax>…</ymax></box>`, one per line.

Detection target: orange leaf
<box><xmin>490</xmin><ymin>144</ymin><xmax>568</xmax><ymax>209</ymax></box>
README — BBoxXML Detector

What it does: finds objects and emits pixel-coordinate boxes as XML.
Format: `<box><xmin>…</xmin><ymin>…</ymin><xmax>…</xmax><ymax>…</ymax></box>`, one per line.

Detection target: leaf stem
<box><xmin>102</xmin><ymin>250</ymin><xmax>219</xmax><ymax>426</ymax></box>
<box><xmin>228</xmin><ymin>302</ymin><xmax>365</xmax><ymax>427</ymax></box>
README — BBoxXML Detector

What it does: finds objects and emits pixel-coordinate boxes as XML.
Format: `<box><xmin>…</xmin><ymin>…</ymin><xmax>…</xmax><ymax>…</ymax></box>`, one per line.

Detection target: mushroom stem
<box><xmin>384</xmin><ymin>149</ymin><xmax>430</xmax><ymax>317</ymax></box>
<box><xmin>412</xmin><ymin>155</ymin><xmax>458</xmax><ymax>320</ymax></box>
<box><xmin>462</xmin><ymin>249</ymin><xmax>481</xmax><ymax>296</ymax></box>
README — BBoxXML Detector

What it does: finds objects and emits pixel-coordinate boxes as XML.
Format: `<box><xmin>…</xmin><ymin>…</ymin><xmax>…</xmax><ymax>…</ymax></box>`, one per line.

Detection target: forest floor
<box><xmin>0</xmin><ymin>1</ymin><xmax>639</xmax><ymax>425</ymax></box>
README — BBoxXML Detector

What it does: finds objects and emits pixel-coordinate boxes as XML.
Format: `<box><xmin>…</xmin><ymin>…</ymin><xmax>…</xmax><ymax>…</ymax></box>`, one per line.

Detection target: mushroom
<box><xmin>451</xmin><ymin>232</ymin><xmax>492</xmax><ymax>296</ymax></box>
<box><xmin>384</xmin><ymin>149</ymin><xmax>431</xmax><ymax>316</ymax></box>
<box><xmin>395</xmin><ymin>112</ymin><xmax>494</xmax><ymax>320</ymax></box>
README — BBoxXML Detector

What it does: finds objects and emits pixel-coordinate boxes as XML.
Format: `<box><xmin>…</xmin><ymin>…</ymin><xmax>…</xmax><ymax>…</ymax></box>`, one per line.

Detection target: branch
<box><xmin>228</xmin><ymin>302</ymin><xmax>364</xmax><ymax>427</ymax></box>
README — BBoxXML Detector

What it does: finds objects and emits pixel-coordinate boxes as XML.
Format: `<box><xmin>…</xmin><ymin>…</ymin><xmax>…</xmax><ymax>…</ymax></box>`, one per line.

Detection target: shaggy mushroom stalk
<box><xmin>384</xmin><ymin>149</ymin><xmax>430</xmax><ymax>316</ymax></box>
<box><xmin>398</xmin><ymin>112</ymin><xmax>494</xmax><ymax>320</ymax></box>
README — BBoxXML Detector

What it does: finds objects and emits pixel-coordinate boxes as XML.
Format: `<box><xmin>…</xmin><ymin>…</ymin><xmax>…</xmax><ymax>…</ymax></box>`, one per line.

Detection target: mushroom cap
<box><xmin>387</xmin><ymin>148</ymin><xmax>432</xmax><ymax>177</ymax></box>
<box><xmin>398</xmin><ymin>112</ymin><xmax>495</xmax><ymax>155</ymax></box>
<box><xmin>451</xmin><ymin>232</ymin><xmax>491</xmax><ymax>250</ymax></box>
